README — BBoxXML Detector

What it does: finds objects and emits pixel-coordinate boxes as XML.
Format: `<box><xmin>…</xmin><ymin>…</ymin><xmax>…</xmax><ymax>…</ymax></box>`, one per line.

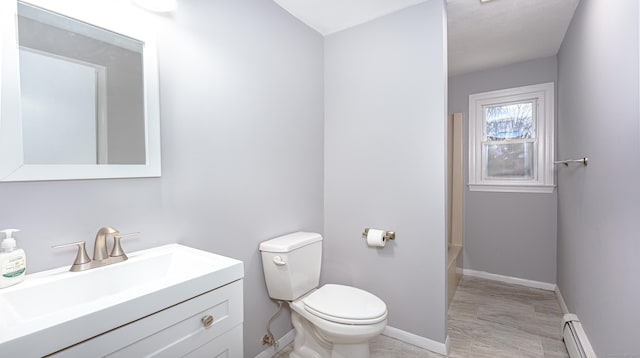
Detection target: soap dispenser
<box><xmin>0</xmin><ymin>229</ymin><xmax>26</xmax><ymax>288</ymax></box>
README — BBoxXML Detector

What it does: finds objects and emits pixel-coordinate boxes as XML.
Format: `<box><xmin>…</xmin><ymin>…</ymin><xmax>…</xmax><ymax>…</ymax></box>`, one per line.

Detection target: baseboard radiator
<box><xmin>562</xmin><ymin>314</ymin><xmax>597</xmax><ymax>358</ymax></box>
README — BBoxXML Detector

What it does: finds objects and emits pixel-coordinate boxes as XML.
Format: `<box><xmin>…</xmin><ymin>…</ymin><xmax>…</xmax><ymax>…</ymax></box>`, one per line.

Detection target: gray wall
<box><xmin>448</xmin><ymin>57</ymin><xmax>558</xmax><ymax>284</ymax></box>
<box><xmin>0</xmin><ymin>0</ymin><xmax>324</xmax><ymax>356</ymax></box>
<box><xmin>557</xmin><ymin>0</ymin><xmax>640</xmax><ymax>355</ymax></box>
<box><xmin>324</xmin><ymin>0</ymin><xmax>448</xmax><ymax>343</ymax></box>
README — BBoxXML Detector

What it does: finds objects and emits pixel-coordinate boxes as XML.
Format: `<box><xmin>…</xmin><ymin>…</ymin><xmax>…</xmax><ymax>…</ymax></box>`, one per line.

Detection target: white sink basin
<box><xmin>0</xmin><ymin>244</ymin><xmax>243</xmax><ymax>356</ymax></box>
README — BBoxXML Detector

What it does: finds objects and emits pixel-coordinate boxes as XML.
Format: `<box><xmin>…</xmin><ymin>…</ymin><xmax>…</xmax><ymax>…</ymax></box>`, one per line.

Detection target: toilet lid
<box><xmin>303</xmin><ymin>284</ymin><xmax>387</xmax><ymax>325</ymax></box>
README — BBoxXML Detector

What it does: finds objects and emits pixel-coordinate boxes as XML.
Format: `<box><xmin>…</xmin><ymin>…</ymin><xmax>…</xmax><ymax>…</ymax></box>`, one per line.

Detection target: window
<box><xmin>468</xmin><ymin>83</ymin><xmax>554</xmax><ymax>193</ymax></box>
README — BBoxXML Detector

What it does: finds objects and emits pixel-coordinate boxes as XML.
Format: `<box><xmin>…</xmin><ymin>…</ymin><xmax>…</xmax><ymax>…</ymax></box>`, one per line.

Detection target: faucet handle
<box><xmin>110</xmin><ymin>232</ymin><xmax>139</xmax><ymax>258</ymax></box>
<box><xmin>52</xmin><ymin>241</ymin><xmax>91</xmax><ymax>272</ymax></box>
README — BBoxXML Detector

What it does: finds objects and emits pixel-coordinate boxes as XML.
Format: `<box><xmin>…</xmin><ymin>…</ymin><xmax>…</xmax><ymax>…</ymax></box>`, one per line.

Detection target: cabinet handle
<box><xmin>201</xmin><ymin>315</ymin><xmax>214</xmax><ymax>328</ymax></box>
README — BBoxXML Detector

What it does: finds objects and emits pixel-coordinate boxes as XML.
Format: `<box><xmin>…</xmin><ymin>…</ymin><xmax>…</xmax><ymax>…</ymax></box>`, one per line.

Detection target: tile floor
<box><xmin>447</xmin><ymin>276</ymin><xmax>569</xmax><ymax>358</ymax></box>
<box><xmin>275</xmin><ymin>276</ymin><xmax>569</xmax><ymax>357</ymax></box>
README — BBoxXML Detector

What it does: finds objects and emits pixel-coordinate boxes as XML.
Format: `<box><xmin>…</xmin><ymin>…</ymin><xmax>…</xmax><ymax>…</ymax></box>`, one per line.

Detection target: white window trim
<box><xmin>468</xmin><ymin>82</ymin><xmax>555</xmax><ymax>193</ymax></box>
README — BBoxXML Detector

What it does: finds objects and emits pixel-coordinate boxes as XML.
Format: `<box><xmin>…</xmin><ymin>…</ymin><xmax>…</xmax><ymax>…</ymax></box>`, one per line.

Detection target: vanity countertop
<box><xmin>0</xmin><ymin>244</ymin><xmax>243</xmax><ymax>356</ymax></box>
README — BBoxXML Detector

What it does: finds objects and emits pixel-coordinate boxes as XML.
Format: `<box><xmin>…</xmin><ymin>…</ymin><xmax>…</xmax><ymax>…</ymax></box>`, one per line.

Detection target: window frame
<box><xmin>468</xmin><ymin>82</ymin><xmax>555</xmax><ymax>193</ymax></box>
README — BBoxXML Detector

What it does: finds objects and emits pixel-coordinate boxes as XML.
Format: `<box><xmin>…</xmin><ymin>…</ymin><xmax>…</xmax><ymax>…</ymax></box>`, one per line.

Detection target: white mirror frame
<box><xmin>0</xmin><ymin>0</ymin><xmax>161</xmax><ymax>181</ymax></box>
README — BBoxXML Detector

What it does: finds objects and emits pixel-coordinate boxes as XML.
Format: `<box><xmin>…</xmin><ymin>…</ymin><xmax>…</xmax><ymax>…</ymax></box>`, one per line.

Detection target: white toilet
<box><xmin>259</xmin><ymin>232</ymin><xmax>387</xmax><ymax>358</ymax></box>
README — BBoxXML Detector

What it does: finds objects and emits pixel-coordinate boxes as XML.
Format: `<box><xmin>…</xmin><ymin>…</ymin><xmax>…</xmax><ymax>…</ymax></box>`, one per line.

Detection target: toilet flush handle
<box><xmin>273</xmin><ymin>256</ymin><xmax>286</xmax><ymax>266</ymax></box>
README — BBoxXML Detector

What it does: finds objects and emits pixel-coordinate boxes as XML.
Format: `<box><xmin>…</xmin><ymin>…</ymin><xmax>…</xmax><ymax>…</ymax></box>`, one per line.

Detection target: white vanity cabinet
<box><xmin>49</xmin><ymin>279</ymin><xmax>243</xmax><ymax>358</ymax></box>
<box><xmin>0</xmin><ymin>245</ymin><xmax>243</xmax><ymax>357</ymax></box>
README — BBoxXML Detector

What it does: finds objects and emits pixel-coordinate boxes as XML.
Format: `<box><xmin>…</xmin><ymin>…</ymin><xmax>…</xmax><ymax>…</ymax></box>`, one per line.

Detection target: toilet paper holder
<box><xmin>362</xmin><ymin>228</ymin><xmax>395</xmax><ymax>241</ymax></box>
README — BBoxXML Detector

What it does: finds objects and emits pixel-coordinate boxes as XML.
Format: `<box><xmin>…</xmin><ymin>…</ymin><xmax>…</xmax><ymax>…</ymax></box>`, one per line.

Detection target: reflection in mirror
<box><xmin>18</xmin><ymin>2</ymin><xmax>146</xmax><ymax>165</ymax></box>
<box><xmin>0</xmin><ymin>0</ymin><xmax>161</xmax><ymax>181</ymax></box>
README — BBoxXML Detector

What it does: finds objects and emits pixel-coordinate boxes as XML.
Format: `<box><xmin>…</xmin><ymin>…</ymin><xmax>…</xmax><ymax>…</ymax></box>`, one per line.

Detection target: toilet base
<box><xmin>289</xmin><ymin>344</ymin><xmax>369</xmax><ymax>358</ymax></box>
<box><xmin>289</xmin><ymin>307</ymin><xmax>379</xmax><ymax>358</ymax></box>
<box><xmin>290</xmin><ymin>310</ymin><xmax>332</xmax><ymax>358</ymax></box>
<box><xmin>331</xmin><ymin>343</ymin><xmax>370</xmax><ymax>358</ymax></box>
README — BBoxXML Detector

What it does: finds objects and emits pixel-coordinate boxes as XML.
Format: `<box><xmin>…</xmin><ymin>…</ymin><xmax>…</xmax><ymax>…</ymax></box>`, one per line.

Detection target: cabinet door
<box><xmin>184</xmin><ymin>324</ymin><xmax>242</xmax><ymax>358</ymax></box>
<box><xmin>50</xmin><ymin>280</ymin><xmax>243</xmax><ymax>358</ymax></box>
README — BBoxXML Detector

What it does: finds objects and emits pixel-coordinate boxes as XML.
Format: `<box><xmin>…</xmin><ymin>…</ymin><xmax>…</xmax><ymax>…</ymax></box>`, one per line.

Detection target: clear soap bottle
<box><xmin>0</xmin><ymin>229</ymin><xmax>26</xmax><ymax>288</ymax></box>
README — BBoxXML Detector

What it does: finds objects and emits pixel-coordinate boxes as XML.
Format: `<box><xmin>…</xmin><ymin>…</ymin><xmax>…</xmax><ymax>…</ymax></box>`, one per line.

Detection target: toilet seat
<box><xmin>303</xmin><ymin>284</ymin><xmax>387</xmax><ymax>325</ymax></box>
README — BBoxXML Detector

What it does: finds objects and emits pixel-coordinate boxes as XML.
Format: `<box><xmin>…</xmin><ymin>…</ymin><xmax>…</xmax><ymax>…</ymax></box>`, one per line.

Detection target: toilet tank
<box><xmin>259</xmin><ymin>232</ymin><xmax>322</xmax><ymax>301</ymax></box>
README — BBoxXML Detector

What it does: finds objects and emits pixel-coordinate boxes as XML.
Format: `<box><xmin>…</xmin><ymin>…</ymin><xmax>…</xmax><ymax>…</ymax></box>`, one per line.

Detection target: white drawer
<box><xmin>184</xmin><ymin>324</ymin><xmax>243</xmax><ymax>358</ymax></box>
<box><xmin>50</xmin><ymin>279</ymin><xmax>243</xmax><ymax>358</ymax></box>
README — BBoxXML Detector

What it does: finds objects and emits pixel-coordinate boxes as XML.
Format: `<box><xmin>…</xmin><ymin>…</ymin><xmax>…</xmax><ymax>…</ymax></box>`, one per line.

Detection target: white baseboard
<box><xmin>254</xmin><ymin>330</ymin><xmax>295</xmax><ymax>358</ymax></box>
<box><xmin>382</xmin><ymin>326</ymin><xmax>449</xmax><ymax>356</ymax></box>
<box><xmin>555</xmin><ymin>286</ymin><xmax>569</xmax><ymax>314</ymax></box>
<box><xmin>255</xmin><ymin>326</ymin><xmax>448</xmax><ymax>357</ymax></box>
<box><xmin>445</xmin><ymin>335</ymin><xmax>450</xmax><ymax>356</ymax></box>
<box><xmin>461</xmin><ymin>268</ymin><xmax>557</xmax><ymax>291</ymax></box>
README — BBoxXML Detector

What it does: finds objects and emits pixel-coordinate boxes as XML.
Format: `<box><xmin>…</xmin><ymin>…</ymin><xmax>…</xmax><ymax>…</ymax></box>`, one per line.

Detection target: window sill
<box><xmin>468</xmin><ymin>184</ymin><xmax>555</xmax><ymax>193</ymax></box>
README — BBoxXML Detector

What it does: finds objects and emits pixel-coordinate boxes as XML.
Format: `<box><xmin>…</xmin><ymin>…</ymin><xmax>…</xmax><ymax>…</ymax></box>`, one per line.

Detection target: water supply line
<box><xmin>262</xmin><ymin>300</ymin><xmax>284</xmax><ymax>349</ymax></box>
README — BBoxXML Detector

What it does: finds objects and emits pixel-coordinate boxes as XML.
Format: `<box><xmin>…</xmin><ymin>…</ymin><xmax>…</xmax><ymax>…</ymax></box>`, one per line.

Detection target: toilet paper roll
<box><xmin>366</xmin><ymin>229</ymin><xmax>386</xmax><ymax>247</ymax></box>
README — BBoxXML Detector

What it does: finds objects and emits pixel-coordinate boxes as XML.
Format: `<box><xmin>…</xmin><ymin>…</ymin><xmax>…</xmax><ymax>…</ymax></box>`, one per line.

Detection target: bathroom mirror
<box><xmin>0</xmin><ymin>0</ymin><xmax>161</xmax><ymax>181</ymax></box>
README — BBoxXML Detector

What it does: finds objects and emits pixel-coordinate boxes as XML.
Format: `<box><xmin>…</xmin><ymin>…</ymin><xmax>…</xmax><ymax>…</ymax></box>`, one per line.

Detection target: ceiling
<box><xmin>272</xmin><ymin>0</ymin><xmax>427</xmax><ymax>35</ymax></box>
<box><xmin>272</xmin><ymin>0</ymin><xmax>581</xmax><ymax>76</ymax></box>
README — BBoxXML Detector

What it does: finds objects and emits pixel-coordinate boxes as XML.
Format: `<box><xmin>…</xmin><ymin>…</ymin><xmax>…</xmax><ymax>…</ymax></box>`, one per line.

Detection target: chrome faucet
<box><xmin>53</xmin><ymin>227</ymin><xmax>139</xmax><ymax>272</ymax></box>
